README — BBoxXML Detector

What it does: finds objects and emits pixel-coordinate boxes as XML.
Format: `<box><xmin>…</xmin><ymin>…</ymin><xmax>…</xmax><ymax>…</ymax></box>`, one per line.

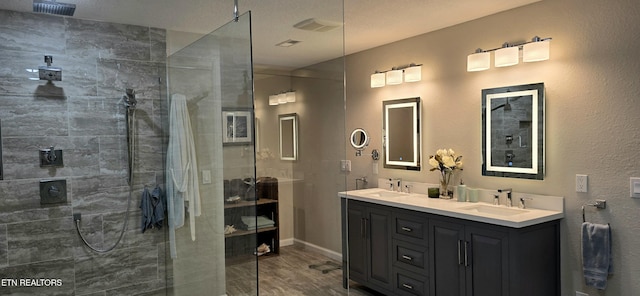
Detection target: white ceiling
<box><xmin>0</xmin><ymin>0</ymin><xmax>540</xmax><ymax>69</ymax></box>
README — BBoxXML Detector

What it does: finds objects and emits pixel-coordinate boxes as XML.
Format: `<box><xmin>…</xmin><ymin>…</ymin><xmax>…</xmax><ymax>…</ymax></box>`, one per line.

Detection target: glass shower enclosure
<box><xmin>165</xmin><ymin>12</ymin><xmax>257</xmax><ymax>295</ymax></box>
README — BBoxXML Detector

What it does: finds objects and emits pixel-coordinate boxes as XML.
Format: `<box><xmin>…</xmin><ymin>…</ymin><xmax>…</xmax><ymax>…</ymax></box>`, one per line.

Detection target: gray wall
<box><xmin>0</xmin><ymin>10</ymin><xmax>168</xmax><ymax>295</ymax></box>
<box><xmin>345</xmin><ymin>0</ymin><xmax>640</xmax><ymax>294</ymax></box>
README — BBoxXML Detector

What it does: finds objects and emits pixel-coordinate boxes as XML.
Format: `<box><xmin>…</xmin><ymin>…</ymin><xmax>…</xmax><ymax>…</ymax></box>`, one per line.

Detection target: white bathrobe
<box><xmin>166</xmin><ymin>93</ymin><xmax>201</xmax><ymax>258</ymax></box>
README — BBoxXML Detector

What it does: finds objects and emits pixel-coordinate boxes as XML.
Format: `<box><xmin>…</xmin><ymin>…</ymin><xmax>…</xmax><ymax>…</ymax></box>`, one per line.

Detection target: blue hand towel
<box><xmin>581</xmin><ymin>222</ymin><xmax>612</xmax><ymax>290</ymax></box>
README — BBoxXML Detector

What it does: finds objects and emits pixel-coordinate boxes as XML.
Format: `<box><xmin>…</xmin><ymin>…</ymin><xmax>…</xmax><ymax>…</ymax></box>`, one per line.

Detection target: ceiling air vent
<box><xmin>294</xmin><ymin>18</ymin><xmax>342</xmax><ymax>32</ymax></box>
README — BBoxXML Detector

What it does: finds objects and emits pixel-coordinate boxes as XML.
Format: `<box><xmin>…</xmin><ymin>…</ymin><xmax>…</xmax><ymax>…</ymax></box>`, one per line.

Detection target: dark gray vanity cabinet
<box><xmin>342</xmin><ymin>199</ymin><xmax>393</xmax><ymax>292</ymax></box>
<box><xmin>430</xmin><ymin>217</ymin><xmax>508</xmax><ymax>296</ymax></box>
<box><xmin>342</xmin><ymin>198</ymin><xmax>560</xmax><ymax>296</ymax></box>
<box><xmin>430</xmin><ymin>215</ymin><xmax>560</xmax><ymax>296</ymax></box>
<box><xmin>391</xmin><ymin>208</ymin><xmax>430</xmax><ymax>296</ymax></box>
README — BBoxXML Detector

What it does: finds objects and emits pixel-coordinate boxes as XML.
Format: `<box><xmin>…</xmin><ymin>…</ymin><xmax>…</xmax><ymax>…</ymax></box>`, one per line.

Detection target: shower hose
<box><xmin>74</xmin><ymin>108</ymin><xmax>136</xmax><ymax>253</ymax></box>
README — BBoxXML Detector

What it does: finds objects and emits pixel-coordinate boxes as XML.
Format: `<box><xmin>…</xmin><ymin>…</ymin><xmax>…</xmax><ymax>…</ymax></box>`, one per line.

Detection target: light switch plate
<box><xmin>630</xmin><ymin>177</ymin><xmax>640</xmax><ymax>198</ymax></box>
<box><xmin>202</xmin><ymin>170</ymin><xmax>211</xmax><ymax>184</ymax></box>
<box><xmin>340</xmin><ymin>160</ymin><xmax>351</xmax><ymax>172</ymax></box>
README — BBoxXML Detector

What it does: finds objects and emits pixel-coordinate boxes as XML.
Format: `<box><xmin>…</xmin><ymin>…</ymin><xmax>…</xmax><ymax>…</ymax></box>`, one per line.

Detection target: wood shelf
<box><xmin>224</xmin><ymin>198</ymin><xmax>278</xmax><ymax>209</ymax></box>
<box><xmin>225</xmin><ymin>226</ymin><xmax>278</xmax><ymax>238</ymax></box>
<box><xmin>224</xmin><ymin>195</ymin><xmax>279</xmax><ymax>260</ymax></box>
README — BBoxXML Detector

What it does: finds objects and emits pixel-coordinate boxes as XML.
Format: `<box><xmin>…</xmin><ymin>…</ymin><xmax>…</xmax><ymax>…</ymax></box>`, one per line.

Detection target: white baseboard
<box><xmin>280</xmin><ymin>238</ymin><xmax>294</xmax><ymax>247</ymax></box>
<box><xmin>292</xmin><ymin>239</ymin><xmax>342</xmax><ymax>262</ymax></box>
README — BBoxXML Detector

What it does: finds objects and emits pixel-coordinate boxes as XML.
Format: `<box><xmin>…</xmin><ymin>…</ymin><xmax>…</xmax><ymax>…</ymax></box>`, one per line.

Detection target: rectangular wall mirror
<box><xmin>482</xmin><ymin>83</ymin><xmax>545</xmax><ymax>179</ymax></box>
<box><xmin>383</xmin><ymin>97</ymin><xmax>421</xmax><ymax>170</ymax></box>
<box><xmin>279</xmin><ymin>113</ymin><xmax>298</xmax><ymax>161</ymax></box>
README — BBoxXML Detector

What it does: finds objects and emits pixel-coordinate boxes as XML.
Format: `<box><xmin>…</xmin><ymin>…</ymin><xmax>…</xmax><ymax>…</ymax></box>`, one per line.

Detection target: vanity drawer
<box><xmin>394</xmin><ymin>269</ymin><xmax>429</xmax><ymax>296</ymax></box>
<box><xmin>393</xmin><ymin>210</ymin><xmax>428</xmax><ymax>244</ymax></box>
<box><xmin>393</xmin><ymin>240</ymin><xmax>428</xmax><ymax>274</ymax></box>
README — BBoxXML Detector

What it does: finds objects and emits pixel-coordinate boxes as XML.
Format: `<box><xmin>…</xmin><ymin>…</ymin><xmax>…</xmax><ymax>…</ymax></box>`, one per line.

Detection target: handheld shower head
<box><xmin>123</xmin><ymin>89</ymin><xmax>137</xmax><ymax>109</ymax></box>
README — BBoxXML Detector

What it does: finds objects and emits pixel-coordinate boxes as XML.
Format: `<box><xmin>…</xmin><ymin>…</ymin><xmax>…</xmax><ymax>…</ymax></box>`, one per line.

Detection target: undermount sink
<box><xmin>367</xmin><ymin>191</ymin><xmax>407</xmax><ymax>198</ymax></box>
<box><xmin>459</xmin><ymin>205</ymin><xmax>529</xmax><ymax>216</ymax></box>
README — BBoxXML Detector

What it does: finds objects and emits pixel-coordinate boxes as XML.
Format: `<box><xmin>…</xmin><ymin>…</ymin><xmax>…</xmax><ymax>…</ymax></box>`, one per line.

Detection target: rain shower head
<box><xmin>33</xmin><ymin>0</ymin><xmax>76</xmax><ymax>16</ymax></box>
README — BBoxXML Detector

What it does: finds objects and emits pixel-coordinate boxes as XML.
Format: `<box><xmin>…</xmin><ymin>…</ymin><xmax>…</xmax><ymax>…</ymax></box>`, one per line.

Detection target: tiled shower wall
<box><xmin>0</xmin><ymin>10</ymin><xmax>169</xmax><ymax>295</ymax></box>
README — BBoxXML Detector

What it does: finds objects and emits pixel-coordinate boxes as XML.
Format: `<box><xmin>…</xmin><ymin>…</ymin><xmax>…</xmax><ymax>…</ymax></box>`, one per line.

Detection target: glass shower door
<box><xmin>165</xmin><ymin>12</ymin><xmax>256</xmax><ymax>295</ymax></box>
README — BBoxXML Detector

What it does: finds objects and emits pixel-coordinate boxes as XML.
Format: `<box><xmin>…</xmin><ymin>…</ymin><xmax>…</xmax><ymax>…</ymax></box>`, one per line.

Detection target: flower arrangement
<box><xmin>428</xmin><ymin>149</ymin><xmax>463</xmax><ymax>198</ymax></box>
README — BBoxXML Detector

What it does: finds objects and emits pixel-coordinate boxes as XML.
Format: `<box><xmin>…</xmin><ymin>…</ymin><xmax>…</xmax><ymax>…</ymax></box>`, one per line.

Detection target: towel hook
<box><xmin>582</xmin><ymin>199</ymin><xmax>607</xmax><ymax>223</ymax></box>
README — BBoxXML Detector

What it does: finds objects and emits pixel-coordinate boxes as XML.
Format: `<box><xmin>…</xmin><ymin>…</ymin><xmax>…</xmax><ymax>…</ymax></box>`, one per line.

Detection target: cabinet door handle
<box><xmin>401</xmin><ymin>226</ymin><xmax>413</xmax><ymax>232</ymax></box>
<box><xmin>457</xmin><ymin>240</ymin><xmax>463</xmax><ymax>265</ymax></box>
<box><xmin>363</xmin><ymin>218</ymin><xmax>368</xmax><ymax>239</ymax></box>
<box><xmin>402</xmin><ymin>283</ymin><xmax>414</xmax><ymax>290</ymax></box>
<box><xmin>401</xmin><ymin>255</ymin><xmax>413</xmax><ymax>261</ymax></box>
<box><xmin>464</xmin><ymin>241</ymin><xmax>469</xmax><ymax>267</ymax></box>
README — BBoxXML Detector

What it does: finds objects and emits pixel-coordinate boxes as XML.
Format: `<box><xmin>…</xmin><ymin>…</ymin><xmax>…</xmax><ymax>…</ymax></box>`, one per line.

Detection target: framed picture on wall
<box><xmin>222</xmin><ymin>109</ymin><xmax>253</xmax><ymax>145</ymax></box>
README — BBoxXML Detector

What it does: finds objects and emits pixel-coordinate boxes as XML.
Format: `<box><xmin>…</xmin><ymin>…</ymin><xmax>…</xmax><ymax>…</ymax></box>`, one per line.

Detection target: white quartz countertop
<box><xmin>339</xmin><ymin>188</ymin><xmax>564</xmax><ymax>228</ymax></box>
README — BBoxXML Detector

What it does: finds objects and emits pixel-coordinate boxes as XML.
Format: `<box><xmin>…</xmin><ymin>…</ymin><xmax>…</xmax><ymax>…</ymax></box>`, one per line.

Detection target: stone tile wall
<box><xmin>0</xmin><ymin>9</ymin><xmax>168</xmax><ymax>295</ymax></box>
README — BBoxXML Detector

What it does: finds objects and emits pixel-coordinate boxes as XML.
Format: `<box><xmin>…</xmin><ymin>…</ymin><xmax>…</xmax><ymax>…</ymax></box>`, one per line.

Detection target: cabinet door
<box><xmin>430</xmin><ymin>219</ymin><xmax>465</xmax><ymax>296</ymax></box>
<box><xmin>367</xmin><ymin>206</ymin><xmax>393</xmax><ymax>290</ymax></box>
<box><xmin>346</xmin><ymin>202</ymin><xmax>367</xmax><ymax>282</ymax></box>
<box><xmin>465</xmin><ymin>226</ymin><xmax>509</xmax><ymax>296</ymax></box>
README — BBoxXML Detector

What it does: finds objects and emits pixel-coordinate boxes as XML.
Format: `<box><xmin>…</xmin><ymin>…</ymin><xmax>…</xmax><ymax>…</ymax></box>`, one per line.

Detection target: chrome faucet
<box><xmin>355</xmin><ymin>176</ymin><xmax>368</xmax><ymax>190</ymax></box>
<box><xmin>387</xmin><ymin>178</ymin><xmax>403</xmax><ymax>192</ymax></box>
<box><xmin>498</xmin><ymin>188</ymin><xmax>513</xmax><ymax>207</ymax></box>
<box><xmin>519</xmin><ymin>197</ymin><xmax>533</xmax><ymax>209</ymax></box>
<box><xmin>493</xmin><ymin>194</ymin><xmax>500</xmax><ymax>205</ymax></box>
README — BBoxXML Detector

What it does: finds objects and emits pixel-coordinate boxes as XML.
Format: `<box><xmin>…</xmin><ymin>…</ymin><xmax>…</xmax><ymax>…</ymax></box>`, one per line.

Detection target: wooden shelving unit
<box><xmin>223</xmin><ymin>198</ymin><xmax>279</xmax><ymax>259</ymax></box>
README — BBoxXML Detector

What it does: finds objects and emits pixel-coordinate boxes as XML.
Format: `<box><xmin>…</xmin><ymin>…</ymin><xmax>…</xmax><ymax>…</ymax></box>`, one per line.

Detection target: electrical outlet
<box><xmin>576</xmin><ymin>174</ymin><xmax>588</xmax><ymax>192</ymax></box>
<box><xmin>575</xmin><ymin>291</ymin><xmax>589</xmax><ymax>296</ymax></box>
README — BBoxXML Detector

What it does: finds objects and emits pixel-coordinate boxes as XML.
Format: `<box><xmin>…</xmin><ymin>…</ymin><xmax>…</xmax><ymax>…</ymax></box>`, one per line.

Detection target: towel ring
<box><xmin>582</xmin><ymin>199</ymin><xmax>607</xmax><ymax>223</ymax></box>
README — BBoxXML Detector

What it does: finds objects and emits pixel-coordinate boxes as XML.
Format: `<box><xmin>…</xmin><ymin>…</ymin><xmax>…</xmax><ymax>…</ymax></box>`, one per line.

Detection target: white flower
<box><xmin>429</xmin><ymin>148</ymin><xmax>463</xmax><ymax>172</ymax></box>
<box><xmin>429</xmin><ymin>157</ymin><xmax>440</xmax><ymax>168</ymax></box>
<box><xmin>442</xmin><ymin>155</ymin><xmax>456</xmax><ymax>168</ymax></box>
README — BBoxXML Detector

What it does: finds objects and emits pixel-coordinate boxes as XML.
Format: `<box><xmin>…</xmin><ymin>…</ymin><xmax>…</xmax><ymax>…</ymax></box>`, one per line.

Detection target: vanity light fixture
<box><xmin>386</xmin><ymin>68</ymin><xmax>403</xmax><ymax>85</ymax></box>
<box><xmin>268</xmin><ymin>95</ymin><xmax>279</xmax><ymax>105</ymax></box>
<box><xmin>370</xmin><ymin>63</ymin><xmax>422</xmax><ymax>88</ymax></box>
<box><xmin>269</xmin><ymin>90</ymin><xmax>296</xmax><ymax>106</ymax></box>
<box><xmin>523</xmin><ymin>36</ymin><xmax>550</xmax><ymax>62</ymax></box>
<box><xmin>467</xmin><ymin>49</ymin><xmax>490</xmax><ymax>72</ymax></box>
<box><xmin>403</xmin><ymin>64</ymin><xmax>422</xmax><ymax>82</ymax></box>
<box><xmin>277</xmin><ymin>93</ymin><xmax>287</xmax><ymax>104</ymax></box>
<box><xmin>495</xmin><ymin>43</ymin><xmax>519</xmax><ymax>67</ymax></box>
<box><xmin>370</xmin><ymin>72</ymin><xmax>385</xmax><ymax>88</ymax></box>
<box><xmin>467</xmin><ymin>36</ymin><xmax>552</xmax><ymax>72</ymax></box>
<box><xmin>285</xmin><ymin>91</ymin><xmax>296</xmax><ymax>103</ymax></box>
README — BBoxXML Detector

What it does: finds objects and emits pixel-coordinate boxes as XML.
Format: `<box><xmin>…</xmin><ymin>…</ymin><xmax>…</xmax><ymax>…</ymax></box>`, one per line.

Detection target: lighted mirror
<box><xmin>482</xmin><ymin>83</ymin><xmax>544</xmax><ymax>179</ymax></box>
<box><xmin>279</xmin><ymin>113</ymin><xmax>298</xmax><ymax>161</ymax></box>
<box><xmin>350</xmin><ymin>128</ymin><xmax>369</xmax><ymax>151</ymax></box>
<box><xmin>383</xmin><ymin>97</ymin><xmax>421</xmax><ymax>170</ymax></box>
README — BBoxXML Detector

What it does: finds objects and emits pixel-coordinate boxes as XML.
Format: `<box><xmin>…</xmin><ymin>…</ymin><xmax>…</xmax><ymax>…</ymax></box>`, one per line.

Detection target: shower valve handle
<box><xmin>47</xmin><ymin>146</ymin><xmax>57</xmax><ymax>162</ymax></box>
